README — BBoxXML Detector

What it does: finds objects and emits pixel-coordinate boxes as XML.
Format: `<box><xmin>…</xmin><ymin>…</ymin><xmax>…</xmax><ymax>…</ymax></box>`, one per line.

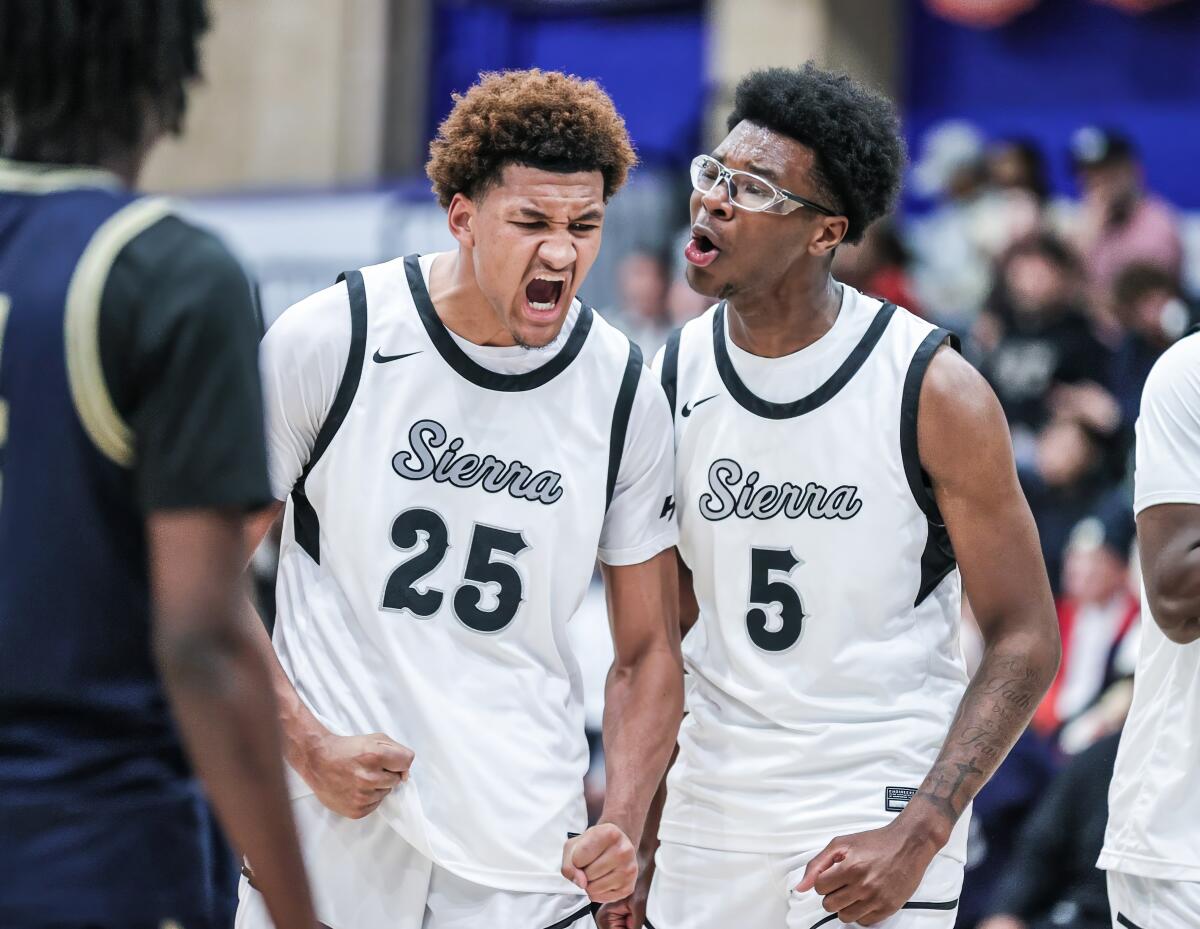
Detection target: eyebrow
<box><xmin>516</xmin><ymin>206</ymin><xmax>604</xmax><ymax>223</ymax></box>
<box><xmin>743</xmin><ymin>162</ymin><xmax>783</xmax><ymax>183</ymax></box>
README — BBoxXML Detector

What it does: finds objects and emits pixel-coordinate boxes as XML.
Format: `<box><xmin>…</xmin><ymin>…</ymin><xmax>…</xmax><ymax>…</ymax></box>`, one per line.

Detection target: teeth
<box><xmin>529</xmin><ymin>301</ymin><xmax>556</xmax><ymax>311</ymax></box>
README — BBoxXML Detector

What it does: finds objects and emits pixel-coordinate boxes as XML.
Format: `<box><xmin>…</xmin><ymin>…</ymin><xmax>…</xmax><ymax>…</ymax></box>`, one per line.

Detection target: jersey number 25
<box><xmin>380</xmin><ymin>507</ymin><xmax>528</xmax><ymax>634</ymax></box>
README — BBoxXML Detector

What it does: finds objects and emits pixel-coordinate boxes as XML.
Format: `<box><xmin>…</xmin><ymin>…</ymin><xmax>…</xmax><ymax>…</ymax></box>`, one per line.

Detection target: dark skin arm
<box><xmin>598</xmin><ymin>551</ymin><xmax>695</xmax><ymax>929</ymax></box>
<box><xmin>148</xmin><ymin>509</ymin><xmax>316</xmax><ymax>929</ymax></box>
<box><xmin>577</xmin><ymin>548</ymin><xmax>683</xmax><ymax>920</ymax></box>
<box><xmin>798</xmin><ymin>346</ymin><xmax>1061</xmax><ymax>926</ymax></box>
<box><xmin>1136</xmin><ymin>503</ymin><xmax>1200</xmax><ymax>644</ymax></box>
<box><xmin>242</xmin><ymin>503</ymin><xmax>415</xmax><ymax>821</ymax></box>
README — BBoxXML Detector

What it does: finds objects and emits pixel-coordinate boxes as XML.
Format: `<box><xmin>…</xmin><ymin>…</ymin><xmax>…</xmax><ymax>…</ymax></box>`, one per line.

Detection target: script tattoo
<box><xmin>914</xmin><ymin>653</ymin><xmax>1048</xmax><ymax>827</ymax></box>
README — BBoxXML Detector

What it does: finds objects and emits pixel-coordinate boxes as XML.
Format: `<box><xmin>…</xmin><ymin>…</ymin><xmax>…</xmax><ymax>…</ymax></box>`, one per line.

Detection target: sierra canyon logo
<box><xmin>699</xmin><ymin>458</ymin><xmax>863</xmax><ymax>521</ymax></box>
<box><xmin>392</xmin><ymin>419</ymin><xmax>564</xmax><ymax>504</ymax></box>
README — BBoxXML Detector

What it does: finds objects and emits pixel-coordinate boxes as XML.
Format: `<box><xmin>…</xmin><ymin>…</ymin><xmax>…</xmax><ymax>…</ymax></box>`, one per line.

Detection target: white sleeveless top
<box><xmin>261</xmin><ymin>254</ymin><xmax>677</xmax><ymax>892</ymax></box>
<box><xmin>655</xmin><ymin>284</ymin><xmax>971</xmax><ymax>860</ymax></box>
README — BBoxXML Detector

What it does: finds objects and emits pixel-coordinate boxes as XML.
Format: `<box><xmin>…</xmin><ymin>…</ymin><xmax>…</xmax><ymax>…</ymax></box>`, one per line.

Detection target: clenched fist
<box><xmin>298</xmin><ymin>731</ymin><xmax>414</xmax><ymax>820</ymax></box>
<box><xmin>561</xmin><ymin>823</ymin><xmax>638</xmax><ymax>904</ymax></box>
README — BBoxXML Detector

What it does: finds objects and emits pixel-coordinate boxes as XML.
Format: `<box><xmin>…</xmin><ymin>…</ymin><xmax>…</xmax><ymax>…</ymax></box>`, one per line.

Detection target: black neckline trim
<box><xmin>403</xmin><ymin>254</ymin><xmax>593</xmax><ymax>392</ymax></box>
<box><xmin>713</xmin><ymin>299</ymin><xmax>897</xmax><ymax>419</ymax></box>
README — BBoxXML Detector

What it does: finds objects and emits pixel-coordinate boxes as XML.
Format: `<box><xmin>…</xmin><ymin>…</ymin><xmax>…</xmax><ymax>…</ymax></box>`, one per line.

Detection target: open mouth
<box><xmin>524</xmin><ymin>276</ymin><xmax>566</xmax><ymax>317</ymax></box>
<box><xmin>684</xmin><ymin>234</ymin><xmax>721</xmax><ymax>268</ymax></box>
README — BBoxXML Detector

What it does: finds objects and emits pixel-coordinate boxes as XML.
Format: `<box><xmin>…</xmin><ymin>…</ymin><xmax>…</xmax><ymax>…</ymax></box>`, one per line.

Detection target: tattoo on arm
<box><xmin>914</xmin><ymin>653</ymin><xmax>1047</xmax><ymax>828</ymax></box>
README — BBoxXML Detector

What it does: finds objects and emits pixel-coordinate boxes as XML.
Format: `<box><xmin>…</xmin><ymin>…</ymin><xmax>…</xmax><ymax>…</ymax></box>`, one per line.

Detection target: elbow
<box><xmin>1147</xmin><ymin>571</ymin><xmax>1200</xmax><ymax>645</ymax></box>
<box><xmin>153</xmin><ymin>622</ymin><xmax>244</xmax><ymax>697</ymax></box>
<box><xmin>1149</xmin><ymin>596</ymin><xmax>1200</xmax><ymax>645</ymax></box>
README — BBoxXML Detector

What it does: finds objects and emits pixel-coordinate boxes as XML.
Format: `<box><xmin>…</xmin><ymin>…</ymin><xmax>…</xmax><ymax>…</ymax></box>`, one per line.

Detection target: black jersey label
<box><xmin>885</xmin><ymin>786</ymin><xmax>918</xmax><ymax>812</ymax></box>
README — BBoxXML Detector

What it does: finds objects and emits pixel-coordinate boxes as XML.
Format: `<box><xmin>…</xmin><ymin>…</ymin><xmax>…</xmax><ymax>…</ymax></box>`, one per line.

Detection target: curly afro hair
<box><xmin>727</xmin><ymin>64</ymin><xmax>906</xmax><ymax>244</ymax></box>
<box><xmin>427</xmin><ymin>69</ymin><xmax>637</xmax><ymax>209</ymax></box>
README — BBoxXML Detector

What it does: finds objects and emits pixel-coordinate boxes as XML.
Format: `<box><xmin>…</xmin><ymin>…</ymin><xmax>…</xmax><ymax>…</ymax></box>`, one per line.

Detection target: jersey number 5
<box><xmin>746</xmin><ymin>546</ymin><xmax>806</xmax><ymax>652</ymax></box>
<box><xmin>381</xmin><ymin>507</ymin><xmax>529</xmax><ymax>633</ymax></box>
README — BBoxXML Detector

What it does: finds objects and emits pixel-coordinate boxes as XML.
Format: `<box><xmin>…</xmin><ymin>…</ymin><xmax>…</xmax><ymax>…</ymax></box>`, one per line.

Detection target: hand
<box><xmin>795</xmin><ymin>821</ymin><xmax>941</xmax><ymax>927</ymax></box>
<box><xmin>595</xmin><ymin>870</ymin><xmax>650</xmax><ymax>929</ymax></box>
<box><xmin>298</xmin><ymin>731</ymin><xmax>414</xmax><ymax>820</ymax></box>
<box><xmin>561</xmin><ymin>823</ymin><xmax>638</xmax><ymax>904</ymax></box>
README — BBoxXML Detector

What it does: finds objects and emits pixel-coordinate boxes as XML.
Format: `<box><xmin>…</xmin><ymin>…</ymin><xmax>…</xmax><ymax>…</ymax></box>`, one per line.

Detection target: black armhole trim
<box><xmin>1117</xmin><ymin>913</ymin><xmax>1146</xmax><ymax>929</ymax></box>
<box><xmin>807</xmin><ymin>898</ymin><xmax>958</xmax><ymax>929</ymax></box>
<box><xmin>902</xmin><ymin>327</ymin><xmax>962</xmax><ymax>607</ymax></box>
<box><xmin>291</xmin><ymin>269</ymin><xmax>368</xmax><ymax>563</ymax></box>
<box><xmin>403</xmin><ymin>254</ymin><xmax>593</xmax><ymax>392</ymax></box>
<box><xmin>714</xmin><ymin>300</ymin><xmax>897</xmax><ymax>419</ymax></box>
<box><xmin>607</xmin><ymin>341</ymin><xmax>644</xmax><ymax>510</ymax></box>
<box><xmin>541</xmin><ymin>900</ymin><xmax>599</xmax><ymax>929</ymax></box>
<box><xmin>661</xmin><ymin>326</ymin><xmax>682</xmax><ymax>418</ymax></box>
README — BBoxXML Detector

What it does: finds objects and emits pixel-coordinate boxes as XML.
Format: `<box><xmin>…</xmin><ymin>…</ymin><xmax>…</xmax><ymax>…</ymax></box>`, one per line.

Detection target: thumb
<box><xmin>561</xmin><ymin>839</ymin><xmax>589</xmax><ymax>891</ymax></box>
<box><xmin>795</xmin><ymin>841</ymin><xmax>843</xmax><ymax>893</ymax></box>
<box><xmin>374</xmin><ymin>737</ymin><xmax>415</xmax><ymax>775</ymax></box>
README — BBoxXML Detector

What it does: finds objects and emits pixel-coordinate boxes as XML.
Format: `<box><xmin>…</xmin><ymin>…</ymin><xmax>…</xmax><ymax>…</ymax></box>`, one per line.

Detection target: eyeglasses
<box><xmin>689</xmin><ymin>154</ymin><xmax>838</xmax><ymax>216</ymax></box>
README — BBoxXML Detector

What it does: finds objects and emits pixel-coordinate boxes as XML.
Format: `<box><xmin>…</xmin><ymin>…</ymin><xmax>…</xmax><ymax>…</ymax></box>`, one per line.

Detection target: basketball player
<box><xmin>635</xmin><ymin>65</ymin><xmax>1061</xmax><ymax>929</ymax></box>
<box><xmin>1099</xmin><ymin>330</ymin><xmax>1200</xmax><ymax>928</ymax></box>
<box><xmin>233</xmin><ymin>70</ymin><xmax>684</xmax><ymax>929</ymax></box>
<box><xmin>0</xmin><ymin>3</ymin><xmax>316</xmax><ymax>928</ymax></box>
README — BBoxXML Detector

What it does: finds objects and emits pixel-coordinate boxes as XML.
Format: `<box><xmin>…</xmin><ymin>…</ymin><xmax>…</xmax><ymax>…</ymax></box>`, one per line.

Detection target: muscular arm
<box><xmin>799</xmin><ymin>348</ymin><xmax>1059</xmax><ymax>926</ymax></box>
<box><xmin>241</xmin><ymin>503</ymin><xmax>413</xmax><ymax>820</ymax></box>
<box><xmin>148</xmin><ymin>509</ymin><xmax>315</xmax><ymax>929</ymax></box>
<box><xmin>1136</xmin><ymin>504</ymin><xmax>1200</xmax><ymax>644</ymax></box>
<box><xmin>598</xmin><ymin>548</ymin><xmax>685</xmax><ymax>846</ymax></box>
<box><xmin>901</xmin><ymin>346</ymin><xmax>1060</xmax><ymax>844</ymax></box>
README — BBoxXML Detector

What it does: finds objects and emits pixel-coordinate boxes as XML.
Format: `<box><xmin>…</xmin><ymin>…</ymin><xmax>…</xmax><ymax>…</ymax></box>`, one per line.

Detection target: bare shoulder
<box><xmin>918</xmin><ymin>344</ymin><xmax>1014</xmax><ymax>484</ymax></box>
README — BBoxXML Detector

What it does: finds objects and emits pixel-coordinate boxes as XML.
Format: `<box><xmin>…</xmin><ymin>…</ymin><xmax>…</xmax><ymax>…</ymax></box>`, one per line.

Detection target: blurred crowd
<box><xmin>596</xmin><ymin>122</ymin><xmax>1196</xmax><ymax>929</ymax></box>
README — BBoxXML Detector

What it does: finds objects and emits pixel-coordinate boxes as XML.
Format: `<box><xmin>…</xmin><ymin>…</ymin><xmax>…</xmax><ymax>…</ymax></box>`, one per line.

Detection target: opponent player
<box><xmin>1099</xmin><ymin>329</ymin><xmax>1200</xmax><ymax>927</ymax></box>
<box><xmin>234</xmin><ymin>70</ymin><xmax>684</xmax><ymax>929</ymax></box>
<box><xmin>0</xmin><ymin>3</ymin><xmax>315</xmax><ymax>928</ymax></box>
<box><xmin>639</xmin><ymin>65</ymin><xmax>1061</xmax><ymax>929</ymax></box>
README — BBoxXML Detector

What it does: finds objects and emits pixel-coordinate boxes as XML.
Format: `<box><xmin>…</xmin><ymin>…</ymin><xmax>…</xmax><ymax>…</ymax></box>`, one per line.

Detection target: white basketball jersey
<box><xmin>271</xmin><ymin>255</ymin><xmax>651</xmax><ymax>894</ymax></box>
<box><xmin>657</xmin><ymin>287</ymin><xmax>972</xmax><ymax>860</ymax></box>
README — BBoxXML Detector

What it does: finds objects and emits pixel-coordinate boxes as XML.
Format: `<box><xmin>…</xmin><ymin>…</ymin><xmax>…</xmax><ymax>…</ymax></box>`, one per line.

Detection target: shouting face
<box><xmin>684</xmin><ymin>120</ymin><xmax>847</xmax><ymax>302</ymax></box>
<box><xmin>448</xmin><ymin>164</ymin><xmax>606</xmax><ymax>348</ymax></box>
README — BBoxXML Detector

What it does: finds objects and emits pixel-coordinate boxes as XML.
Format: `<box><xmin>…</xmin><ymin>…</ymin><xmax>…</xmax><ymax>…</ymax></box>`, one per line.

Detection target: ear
<box><xmin>446</xmin><ymin>193</ymin><xmax>476</xmax><ymax>249</ymax></box>
<box><xmin>809</xmin><ymin>215</ymin><xmax>849</xmax><ymax>258</ymax></box>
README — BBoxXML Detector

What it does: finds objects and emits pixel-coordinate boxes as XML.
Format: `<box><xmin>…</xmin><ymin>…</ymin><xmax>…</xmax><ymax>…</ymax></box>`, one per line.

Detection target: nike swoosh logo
<box><xmin>373</xmin><ymin>349</ymin><xmax>422</xmax><ymax>364</ymax></box>
<box><xmin>681</xmin><ymin>394</ymin><xmax>719</xmax><ymax>417</ymax></box>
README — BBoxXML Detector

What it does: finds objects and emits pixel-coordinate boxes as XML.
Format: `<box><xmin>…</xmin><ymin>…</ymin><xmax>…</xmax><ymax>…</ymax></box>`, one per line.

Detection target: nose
<box><xmin>537</xmin><ymin>230</ymin><xmax>575</xmax><ymax>272</ymax></box>
<box><xmin>699</xmin><ymin>180</ymin><xmax>734</xmax><ymax>221</ymax></box>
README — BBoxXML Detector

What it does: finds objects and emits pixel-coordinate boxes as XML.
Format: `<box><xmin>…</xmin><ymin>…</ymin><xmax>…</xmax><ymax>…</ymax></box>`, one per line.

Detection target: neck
<box><xmin>427</xmin><ymin>250</ymin><xmax>517</xmax><ymax>347</ymax></box>
<box><xmin>725</xmin><ymin>263</ymin><xmax>842</xmax><ymax>358</ymax></box>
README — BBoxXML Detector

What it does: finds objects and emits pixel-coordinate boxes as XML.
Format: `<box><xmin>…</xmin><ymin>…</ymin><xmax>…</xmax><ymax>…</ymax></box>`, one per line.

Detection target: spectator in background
<box><xmin>1108</xmin><ymin>263</ymin><xmax>1197</xmax><ymax>426</ymax></box>
<box><xmin>1019</xmin><ymin>419</ymin><xmax>1117</xmax><ymax>595</ymax></box>
<box><xmin>610</xmin><ymin>247</ymin><xmax>672</xmax><ymax>355</ymax></box>
<box><xmin>909</xmin><ymin>122</ymin><xmax>1042</xmax><ymax>331</ymax></box>
<box><xmin>977</xmin><ymin>234</ymin><xmax>1112</xmax><ymax>447</ymax></box>
<box><xmin>976</xmin><ymin>732</ymin><xmax>1120</xmax><ymax>929</ymax></box>
<box><xmin>1032</xmin><ymin>503</ymin><xmax>1138</xmax><ymax>741</ymax></box>
<box><xmin>1070</xmin><ymin>127</ymin><xmax>1183</xmax><ymax>335</ymax></box>
<box><xmin>987</xmin><ymin>137</ymin><xmax>1050</xmax><ymax>210</ymax></box>
<box><xmin>833</xmin><ymin>220</ymin><xmax>925</xmax><ymax>317</ymax></box>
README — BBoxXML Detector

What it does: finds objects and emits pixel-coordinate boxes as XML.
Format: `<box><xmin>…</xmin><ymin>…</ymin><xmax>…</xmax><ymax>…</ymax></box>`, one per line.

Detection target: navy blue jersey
<box><xmin>0</xmin><ymin>161</ymin><xmax>270</xmax><ymax>926</ymax></box>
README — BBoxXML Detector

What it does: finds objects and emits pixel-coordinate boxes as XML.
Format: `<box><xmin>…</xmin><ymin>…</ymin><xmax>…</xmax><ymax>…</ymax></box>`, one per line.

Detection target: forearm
<box><xmin>599</xmin><ymin>648</ymin><xmax>684</xmax><ymax>846</ymax></box>
<box><xmin>900</xmin><ymin>630</ymin><xmax>1058</xmax><ymax>845</ymax></box>
<box><xmin>156</xmin><ymin>607</ymin><xmax>314</xmax><ymax>928</ymax></box>
<box><xmin>242</xmin><ymin>595</ymin><xmax>332</xmax><ymax>774</ymax></box>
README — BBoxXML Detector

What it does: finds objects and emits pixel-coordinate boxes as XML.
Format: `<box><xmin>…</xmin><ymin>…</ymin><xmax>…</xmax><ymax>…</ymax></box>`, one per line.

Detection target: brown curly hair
<box><xmin>426</xmin><ymin>69</ymin><xmax>637</xmax><ymax>209</ymax></box>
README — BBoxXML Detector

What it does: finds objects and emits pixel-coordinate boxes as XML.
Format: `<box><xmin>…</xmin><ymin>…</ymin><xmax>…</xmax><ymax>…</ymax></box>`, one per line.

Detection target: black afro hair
<box><xmin>727</xmin><ymin>64</ymin><xmax>906</xmax><ymax>244</ymax></box>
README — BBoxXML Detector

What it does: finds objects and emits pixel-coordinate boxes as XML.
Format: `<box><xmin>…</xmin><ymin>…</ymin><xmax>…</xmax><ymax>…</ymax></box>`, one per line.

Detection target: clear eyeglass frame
<box><xmin>689</xmin><ymin>154</ymin><xmax>838</xmax><ymax>217</ymax></box>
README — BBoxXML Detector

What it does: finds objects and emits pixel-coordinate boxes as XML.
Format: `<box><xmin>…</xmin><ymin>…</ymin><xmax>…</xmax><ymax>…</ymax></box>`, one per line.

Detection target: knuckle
<box><xmin>822</xmin><ymin>898</ymin><xmax>838</xmax><ymax>913</ymax></box>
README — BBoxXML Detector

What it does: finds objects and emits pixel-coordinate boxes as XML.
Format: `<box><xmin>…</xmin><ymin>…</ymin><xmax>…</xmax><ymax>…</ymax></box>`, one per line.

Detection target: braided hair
<box><xmin>0</xmin><ymin>0</ymin><xmax>209</xmax><ymax>165</ymax></box>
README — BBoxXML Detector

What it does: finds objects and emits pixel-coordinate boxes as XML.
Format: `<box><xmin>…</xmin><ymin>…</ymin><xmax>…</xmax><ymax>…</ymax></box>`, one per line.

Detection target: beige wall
<box><xmin>142</xmin><ymin>0</ymin><xmax>390</xmax><ymax>193</ymax></box>
<box><xmin>706</xmin><ymin>0</ymin><xmax>900</xmax><ymax>147</ymax></box>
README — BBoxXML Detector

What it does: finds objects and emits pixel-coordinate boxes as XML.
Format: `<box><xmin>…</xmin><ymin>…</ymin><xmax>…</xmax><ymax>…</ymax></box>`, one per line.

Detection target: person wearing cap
<box><xmin>1070</xmin><ymin>127</ymin><xmax>1182</xmax><ymax>327</ymax></box>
